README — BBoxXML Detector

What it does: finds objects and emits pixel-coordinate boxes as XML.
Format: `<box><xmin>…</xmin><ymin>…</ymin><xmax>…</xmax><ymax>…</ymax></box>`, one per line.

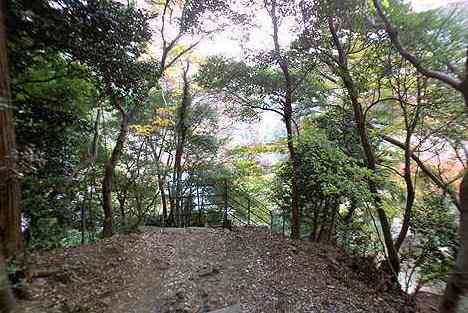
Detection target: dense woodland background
<box><xmin>0</xmin><ymin>0</ymin><xmax>467</xmax><ymax>312</ymax></box>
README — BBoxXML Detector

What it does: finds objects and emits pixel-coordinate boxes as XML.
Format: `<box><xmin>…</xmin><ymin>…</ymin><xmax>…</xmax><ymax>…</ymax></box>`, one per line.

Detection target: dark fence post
<box><xmin>248</xmin><ymin>197</ymin><xmax>251</xmax><ymax>225</ymax></box>
<box><xmin>188</xmin><ymin>190</ymin><xmax>193</xmax><ymax>227</ymax></box>
<box><xmin>270</xmin><ymin>211</ymin><xmax>273</xmax><ymax>232</ymax></box>
<box><xmin>201</xmin><ymin>188</ymin><xmax>205</xmax><ymax>226</ymax></box>
<box><xmin>282</xmin><ymin>208</ymin><xmax>285</xmax><ymax>236</ymax></box>
<box><xmin>81</xmin><ymin>203</ymin><xmax>86</xmax><ymax>245</ymax></box>
<box><xmin>223</xmin><ymin>179</ymin><xmax>228</xmax><ymax>227</ymax></box>
<box><xmin>197</xmin><ymin>186</ymin><xmax>201</xmax><ymax>226</ymax></box>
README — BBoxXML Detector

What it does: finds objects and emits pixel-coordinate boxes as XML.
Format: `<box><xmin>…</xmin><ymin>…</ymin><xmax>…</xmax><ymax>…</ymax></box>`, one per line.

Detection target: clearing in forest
<box><xmin>19</xmin><ymin>227</ymin><xmax>406</xmax><ymax>313</ymax></box>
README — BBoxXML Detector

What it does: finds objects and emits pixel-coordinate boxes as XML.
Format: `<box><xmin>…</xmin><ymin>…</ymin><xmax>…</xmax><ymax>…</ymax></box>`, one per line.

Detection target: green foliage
<box><xmin>274</xmin><ymin>127</ymin><xmax>372</xmax><ymax>205</ymax></box>
<box><xmin>8</xmin><ymin>0</ymin><xmax>158</xmax><ymax>247</ymax></box>
<box><xmin>60</xmin><ymin>229</ymin><xmax>84</xmax><ymax>247</ymax></box>
<box><xmin>405</xmin><ymin>192</ymin><xmax>458</xmax><ymax>285</ymax></box>
<box><xmin>12</xmin><ymin>53</ymin><xmax>96</xmax><ymax>249</ymax></box>
<box><xmin>272</xmin><ymin>126</ymin><xmax>373</xmax><ymax>240</ymax></box>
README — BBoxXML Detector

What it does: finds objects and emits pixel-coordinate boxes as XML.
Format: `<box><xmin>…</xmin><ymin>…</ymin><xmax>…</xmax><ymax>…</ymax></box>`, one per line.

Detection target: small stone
<box><xmin>176</xmin><ymin>289</ymin><xmax>185</xmax><ymax>299</ymax></box>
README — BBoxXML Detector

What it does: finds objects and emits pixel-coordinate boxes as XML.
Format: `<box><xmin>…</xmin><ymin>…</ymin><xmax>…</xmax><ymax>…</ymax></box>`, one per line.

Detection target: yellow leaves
<box><xmin>130</xmin><ymin>107</ymin><xmax>175</xmax><ymax>136</ymax></box>
<box><xmin>130</xmin><ymin>124</ymin><xmax>156</xmax><ymax>137</ymax></box>
<box><xmin>153</xmin><ymin>116</ymin><xmax>174</xmax><ymax>128</ymax></box>
<box><xmin>155</xmin><ymin>107</ymin><xmax>174</xmax><ymax>117</ymax></box>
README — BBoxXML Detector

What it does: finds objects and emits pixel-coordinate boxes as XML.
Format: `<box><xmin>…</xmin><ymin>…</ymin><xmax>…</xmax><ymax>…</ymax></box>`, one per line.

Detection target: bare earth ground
<box><xmin>18</xmin><ymin>226</ymin><xmax>410</xmax><ymax>313</ymax></box>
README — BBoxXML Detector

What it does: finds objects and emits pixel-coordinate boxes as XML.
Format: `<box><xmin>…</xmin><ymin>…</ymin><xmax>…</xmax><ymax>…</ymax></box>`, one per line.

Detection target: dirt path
<box><xmin>19</xmin><ymin>227</ymin><xmax>406</xmax><ymax>313</ymax></box>
<box><xmin>107</xmin><ymin>228</ymin><xmax>242</xmax><ymax>313</ymax></box>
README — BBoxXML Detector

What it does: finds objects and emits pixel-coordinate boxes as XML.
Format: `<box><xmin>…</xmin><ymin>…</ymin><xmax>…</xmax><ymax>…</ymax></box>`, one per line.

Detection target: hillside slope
<box><xmin>18</xmin><ymin>227</ymin><xmax>407</xmax><ymax>313</ymax></box>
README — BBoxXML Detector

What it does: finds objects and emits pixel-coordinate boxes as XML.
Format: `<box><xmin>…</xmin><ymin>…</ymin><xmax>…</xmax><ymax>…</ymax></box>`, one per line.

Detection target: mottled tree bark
<box><xmin>0</xmin><ymin>2</ymin><xmax>17</xmax><ymax>310</ymax></box>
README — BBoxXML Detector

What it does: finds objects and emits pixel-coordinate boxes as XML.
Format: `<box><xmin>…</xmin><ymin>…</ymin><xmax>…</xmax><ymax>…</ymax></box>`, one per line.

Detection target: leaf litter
<box><xmin>17</xmin><ymin>226</ymin><xmax>409</xmax><ymax>313</ymax></box>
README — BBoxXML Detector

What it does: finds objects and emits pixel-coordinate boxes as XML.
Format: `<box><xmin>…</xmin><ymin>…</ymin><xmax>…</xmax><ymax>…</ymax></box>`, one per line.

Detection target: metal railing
<box><xmin>170</xmin><ymin>179</ymin><xmax>279</xmax><ymax>230</ymax></box>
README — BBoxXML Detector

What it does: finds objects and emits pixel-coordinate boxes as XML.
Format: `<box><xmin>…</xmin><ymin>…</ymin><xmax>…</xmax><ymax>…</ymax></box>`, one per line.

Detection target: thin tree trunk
<box><xmin>356</xmin><ymin>107</ymin><xmax>400</xmax><ymax>274</ymax></box>
<box><xmin>89</xmin><ymin>107</ymin><xmax>101</xmax><ymax>161</ymax></box>
<box><xmin>0</xmin><ymin>0</ymin><xmax>22</xmax><ymax>259</ymax></box>
<box><xmin>167</xmin><ymin>178</ymin><xmax>174</xmax><ymax>225</ymax></box>
<box><xmin>327</xmin><ymin>201</ymin><xmax>339</xmax><ymax>243</ymax></box>
<box><xmin>102</xmin><ymin>108</ymin><xmax>130</xmax><ymax>237</ymax></box>
<box><xmin>80</xmin><ymin>200</ymin><xmax>86</xmax><ymax>245</ymax></box>
<box><xmin>268</xmin><ymin>0</ymin><xmax>301</xmax><ymax>239</ymax></box>
<box><xmin>309</xmin><ymin>202</ymin><xmax>320</xmax><ymax>241</ymax></box>
<box><xmin>157</xmin><ymin>173</ymin><xmax>168</xmax><ymax>224</ymax></box>
<box><xmin>148</xmin><ymin>136</ymin><xmax>169</xmax><ymax>226</ymax></box>
<box><xmin>285</xmin><ymin>110</ymin><xmax>301</xmax><ymax>240</ymax></box>
<box><xmin>394</xmin><ymin>146</ymin><xmax>415</xmax><ymax>252</ymax></box>
<box><xmin>395</xmin><ymin>85</ymin><xmax>421</xmax><ymax>252</ymax></box>
<box><xmin>327</xmin><ymin>16</ymin><xmax>400</xmax><ymax>275</ymax></box>
<box><xmin>172</xmin><ymin>63</ymin><xmax>191</xmax><ymax>228</ymax></box>
<box><xmin>118</xmin><ymin>192</ymin><xmax>127</xmax><ymax>229</ymax></box>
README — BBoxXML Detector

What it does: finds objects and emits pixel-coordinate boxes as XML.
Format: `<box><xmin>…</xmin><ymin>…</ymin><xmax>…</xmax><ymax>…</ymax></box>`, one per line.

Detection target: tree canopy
<box><xmin>1</xmin><ymin>0</ymin><xmax>467</xmax><ymax>312</ymax></box>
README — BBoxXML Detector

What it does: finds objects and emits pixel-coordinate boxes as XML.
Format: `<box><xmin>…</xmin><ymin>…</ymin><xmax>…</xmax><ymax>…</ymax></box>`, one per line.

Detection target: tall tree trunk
<box><xmin>395</xmin><ymin>88</ymin><xmax>420</xmax><ymax>253</ymax></box>
<box><xmin>351</xmin><ymin>88</ymin><xmax>400</xmax><ymax>275</ymax></box>
<box><xmin>148</xmin><ymin>136</ymin><xmax>169</xmax><ymax>226</ymax></box>
<box><xmin>327</xmin><ymin>16</ymin><xmax>400</xmax><ymax>275</ymax></box>
<box><xmin>0</xmin><ymin>0</ymin><xmax>21</xmax><ymax>259</ymax></box>
<box><xmin>0</xmin><ymin>3</ymin><xmax>17</xmax><ymax>309</ymax></box>
<box><xmin>268</xmin><ymin>0</ymin><xmax>301</xmax><ymax>239</ymax></box>
<box><xmin>172</xmin><ymin>63</ymin><xmax>191</xmax><ymax>228</ymax></box>
<box><xmin>285</xmin><ymin>108</ymin><xmax>301</xmax><ymax>240</ymax></box>
<box><xmin>394</xmin><ymin>134</ymin><xmax>415</xmax><ymax>252</ymax></box>
<box><xmin>102</xmin><ymin>109</ymin><xmax>130</xmax><ymax>237</ymax></box>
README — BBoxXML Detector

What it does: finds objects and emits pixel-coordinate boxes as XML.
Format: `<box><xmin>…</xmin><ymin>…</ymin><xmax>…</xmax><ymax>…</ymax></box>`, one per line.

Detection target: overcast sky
<box><xmin>412</xmin><ymin>0</ymin><xmax>467</xmax><ymax>11</ymax></box>
<box><xmin>220</xmin><ymin>0</ymin><xmax>468</xmax><ymax>149</ymax></box>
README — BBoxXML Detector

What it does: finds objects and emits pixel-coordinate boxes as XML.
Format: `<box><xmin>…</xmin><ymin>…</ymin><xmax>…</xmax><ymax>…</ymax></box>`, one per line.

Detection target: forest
<box><xmin>0</xmin><ymin>0</ymin><xmax>467</xmax><ymax>312</ymax></box>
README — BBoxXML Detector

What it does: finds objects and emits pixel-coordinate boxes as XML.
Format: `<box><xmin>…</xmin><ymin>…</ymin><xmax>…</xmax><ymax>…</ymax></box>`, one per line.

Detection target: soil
<box><xmin>17</xmin><ymin>226</ymin><xmax>411</xmax><ymax>313</ymax></box>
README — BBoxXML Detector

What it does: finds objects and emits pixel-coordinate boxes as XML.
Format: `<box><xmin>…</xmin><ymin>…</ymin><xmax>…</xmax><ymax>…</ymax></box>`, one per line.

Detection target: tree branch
<box><xmin>373</xmin><ymin>0</ymin><xmax>463</xmax><ymax>92</ymax></box>
<box><xmin>382</xmin><ymin>135</ymin><xmax>461</xmax><ymax>210</ymax></box>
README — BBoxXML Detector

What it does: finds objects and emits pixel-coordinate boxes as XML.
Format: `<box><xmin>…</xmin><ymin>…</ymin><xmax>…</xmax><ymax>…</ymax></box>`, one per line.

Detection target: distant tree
<box><xmin>197</xmin><ymin>12</ymin><xmax>323</xmax><ymax>238</ymax></box>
